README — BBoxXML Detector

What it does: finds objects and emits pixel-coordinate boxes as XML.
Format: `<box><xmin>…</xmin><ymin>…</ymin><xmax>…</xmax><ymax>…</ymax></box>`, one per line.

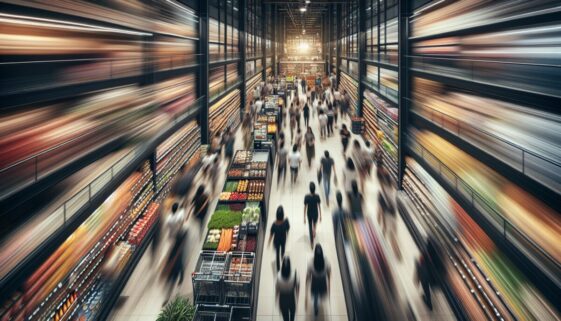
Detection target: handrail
<box><xmin>408</xmin><ymin>98</ymin><xmax>561</xmax><ymax>192</ymax></box>
<box><xmin>408</xmin><ymin>136</ymin><xmax>561</xmax><ymax>277</ymax></box>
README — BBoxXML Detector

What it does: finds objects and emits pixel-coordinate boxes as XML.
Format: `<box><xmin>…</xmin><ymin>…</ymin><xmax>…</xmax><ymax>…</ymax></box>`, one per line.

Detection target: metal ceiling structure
<box><xmin>264</xmin><ymin>0</ymin><xmax>346</xmax><ymax>34</ymax></box>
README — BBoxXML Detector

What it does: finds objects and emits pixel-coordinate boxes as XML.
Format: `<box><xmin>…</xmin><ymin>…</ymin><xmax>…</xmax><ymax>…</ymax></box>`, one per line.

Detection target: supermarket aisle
<box><xmin>256</xmin><ymin>97</ymin><xmax>349</xmax><ymax>321</ymax></box>
<box><xmin>109</xmin><ymin>133</ymin><xmax>244</xmax><ymax>321</ymax></box>
<box><xmin>257</xmin><ymin>87</ymin><xmax>454</xmax><ymax>320</ymax></box>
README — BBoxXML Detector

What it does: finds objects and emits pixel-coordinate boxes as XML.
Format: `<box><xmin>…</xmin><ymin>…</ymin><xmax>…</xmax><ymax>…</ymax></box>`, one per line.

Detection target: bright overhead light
<box><xmin>305</xmin><ymin>0</ymin><xmax>311</xmax><ymax>3</ymax></box>
<box><xmin>299</xmin><ymin>7</ymin><xmax>307</xmax><ymax>12</ymax></box>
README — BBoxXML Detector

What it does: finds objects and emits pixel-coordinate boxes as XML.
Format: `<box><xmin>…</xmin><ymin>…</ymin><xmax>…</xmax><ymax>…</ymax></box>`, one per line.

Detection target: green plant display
<box><xmin>156</xmin><ymin>296</ymin><xmax>195</xmax><ymax>321</ymax></box>
<box><xmin>207</xmin><ymin>210</ymin><xmax>242</xmax><ymax>229</ymax></box>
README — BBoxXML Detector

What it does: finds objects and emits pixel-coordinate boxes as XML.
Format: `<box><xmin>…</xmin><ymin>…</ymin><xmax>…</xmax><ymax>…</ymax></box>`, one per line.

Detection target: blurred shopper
<box><xmin>191</xmin><ymin>185</ymin><xmax>210</xmax><ymax>232</ymax></box>
<box><xmin>294</xmin><ymin>128</ymin><xmax>303</xmax><ymax>151</ymax></box>
<box><xmin>319</xmin><ymin>151</ymin><xmax>337</xmax><ymax>205</ymax></box>
<box><xmin>304</xmin><ymin>182</ymin><xmax>322</xmax><ymax>248</ymax></box>
<box><xmin>340</xmin><ymin>124</ymin><xmax>351</xmax><ymax>156</ymax></box>
<box><xmin>289</xmin><ymin>105</ymin><xmax>296</xmax><ymax>141</ymax></box>
<box><xmin>255</xmin><ymin>97</ymin><xmax>264</xmax><ymax>114</ymax></box>
<box><xmin>276</xmin><ymin>257</ymin><xmax>299</xmax><ymax>321</ymax></box>
<box><xmin>304</xmin><ymin>126</ymin><xmax>316</xmax><ymax>168</ymax></box>
<box><xmin>288</xmin><ymin>144</ymin><xmax>302</xmax><ymax>185</ymax></box>
<box><xmin>363</xmin><ymin>140</ymin><xmax>374</xmax><ymax>176</ymax></box>
<box><xmin>295</xmin><ymin>100</ymin><xmax>302</xmax><ymax>131</ymax></box>
<box><xmin>378</xmin><ymin>167</ymin><xmax>400</xmax><ymax>259</ymax></box>
<box><xmin>352</xmin><ymin>139</ymin><xmax>367</xmax><ymax>191</ymax></box>
<box><xmin>415</xmin><ymin>237</ymin><xmax>446</xmax><ymax>311</ymax></box>
<box><xmin>201</xmin><ymin>148</ymin><xmax>216</xmax><ymax>179</ymax></box>
<box><xmin>343</xmin><ymin>158</ymin><xmax>359</xmax><ymax>195</ymax></box>
<box><xmin>332</xmin><ymin>191</ymin><xmax>348</xmax><ymax>231</ymax></box>
<box><xmin>318</xmin><ymin>110</ymin><xmax>328</xmax><ymax>139</ymax></box>
<box><xmin>326</xmin><ymin>104</ymin><xmax>335</xmax><ymax>137</ymax></box>
<box><xmin>150</xmin><ymin>210</ymin><xmax>162</xmax><ymax>263</ymax></box>
<box><xmin>277</xmin><ymin>141</ymin><xmax>288</xmax><ymax>187</ymax></box>
<box><xmin>171</xmin><ymin>163</ymin><xmax>197</xmax><ymax>208</ymax></box>
<box><xmin>312</xmin><ymin>96</ymin><xmax>319</xmax><ymax>117</ymax></box>
<box><xmin>210</xmin><ymin>156</ymin><xmax>220</xmax><ymax>194</ymax></box>
<box><xmin>165</xmin><ymin>203</ymin><xmax>185</xmax><ymax>240</ymax></box>
<box><xmin>306</xmin><ymin>244</ymin><xmax>331</xmax><ymax>316</ymax></box>
<box><xmin>269</xmin><ymin>206</ymin><xmax>291</xmax><ymax>271</ymax></box>
<box><xmin>224</xmin><ymin>127</ymin><xmax>235</xmax><ymax>164</ymax></box>
<box><xmin>347</xmin><ymin>180</ymin><xmax>364</xmax><ymax>219</ymax></box>
<box><xmin>161</xmin><ymin>226</ymin><xmax>187</xmax><ymax>306</ymax></box>
<box><xmin>303</xmin><ymin>100</ymin><xmax>310</xmax><ymax>128</ymax></box>
<box><xmin>211</xmin><ymin>131</ymin><xmax>222</xmax><ymax>156</ymax></box>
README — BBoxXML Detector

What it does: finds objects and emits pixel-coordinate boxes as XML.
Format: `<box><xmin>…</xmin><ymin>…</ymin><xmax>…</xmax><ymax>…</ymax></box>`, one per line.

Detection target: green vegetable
<box><xmin>207</xmin><ymin>210</ymin><xmax>242</xmax><ymax>229</ymax></box>
<box><xmin>203</xmin><ymin>242</ymin><xmax>219</xmax><ymax>250</ymax></box>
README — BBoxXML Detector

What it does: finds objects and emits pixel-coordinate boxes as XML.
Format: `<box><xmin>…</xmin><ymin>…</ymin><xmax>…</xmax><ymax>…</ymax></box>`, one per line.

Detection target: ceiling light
<box><xmin>305</xmin><ymin>0</ymin><xmax>311</xmax><ymax>3</ymax></box>
<box><xmin>299</xmin><ymin>7</ymin><xmax>307</xmax><ymax>12</ymax></box>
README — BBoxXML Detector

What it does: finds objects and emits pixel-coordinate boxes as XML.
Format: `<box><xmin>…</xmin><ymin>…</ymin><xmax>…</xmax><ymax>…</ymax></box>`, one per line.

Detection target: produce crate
<box><xmin>223</xmin><ymin>252</ymin><xmax>255</xmax><ymax>306</ymax></box>
<box><xmin>192</xmin><ymin>251</ymin><xmax>228</xmax><ymax>304</ymax></box>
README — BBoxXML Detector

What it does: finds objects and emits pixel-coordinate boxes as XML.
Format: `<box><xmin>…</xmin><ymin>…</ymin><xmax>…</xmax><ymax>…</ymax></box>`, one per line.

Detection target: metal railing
<box><xmin>409</xmin><ymin>99</ymin><xmax>561</xmax><ymax>194</ymax></box>
<box><xmin>408</xmin><ymin>137</ymin><xmax>561</xmax><ymax>286</ymax></box>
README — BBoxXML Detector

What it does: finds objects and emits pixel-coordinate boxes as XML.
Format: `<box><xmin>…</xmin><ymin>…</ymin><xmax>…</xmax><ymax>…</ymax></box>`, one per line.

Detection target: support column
<box><xmin>240</xmin><ymin>0</ymin><xmax>247</xmax><ymax>117</ymax></box>
<box><xmin>398</xmin><ymin>0</ymin><xmax>411</xmax><ymax>190</ymax></box>
<box><xmin>357</xmin><ymin>0</ymin><xmax>366</xmax><ymax>117</ymax></box>
<box><xmin>261</xmin><ymin>2</ymin><xmax>267</xmax><ymax>81</ymax></box>
<box><xmin>271</xmin><ymin>4</ymin><xmax>277</xmax><ymax>77</ymax></box>
<box><xmin>336</xmin><ymin>4</ymin><xmax>342</xmax><ymax>88</ymax></box>
<box><xmin>199</xmin><ymin>0</ymin><xmax>209</xmax><ymax>144</ymax></box>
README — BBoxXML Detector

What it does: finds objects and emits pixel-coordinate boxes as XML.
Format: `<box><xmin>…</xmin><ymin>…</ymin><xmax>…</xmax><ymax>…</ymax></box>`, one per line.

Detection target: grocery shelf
<box><xmin>0</xmin><ymin>99</ymin><xmax>202</xmax><ymax>302</ymax></box>
<box><xmin>407</xmin><ymin>137</ymin><xmax>561</xmax><ymax>305</ymax></box>
<box><xmin>410</xmin><ymin>106</ymin><xmax>561</xmax><ymax>209</ymax></box>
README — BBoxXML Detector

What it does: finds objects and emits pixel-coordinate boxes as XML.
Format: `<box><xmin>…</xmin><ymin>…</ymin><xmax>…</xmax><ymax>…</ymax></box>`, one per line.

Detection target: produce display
<box><xmin>204</xmin><ymin>229</ymin><xmax>222</xmax><ymax>251</ymax></box>
<box><xmin>207</xmin><ymin>211</ymin><xmax>243</xmax><ymax>230</ymax></box>
<box><xmin>242</xmin><ymin>205</ymin><xmax>260</xmax><ymax>227</ymax></box>
<box><xmin>249</xmin><ymin>162</ymin><xmax>267</xmax><ymax>170</ymax></box>
<box><xmin>219</xmin><ymin>192</ymin><xmax>231</xmax><ymax>201</ymax></box>
<box><xmin>216</xmin><ymin>229</ymin><xmax>235</xmax><ymax>252</ymax></box>
<box><xmin>227</xmin><ymin>169</ymin><xmax>244</xmax><ymax>177</ymax></box>
<box><xmin>247</xmin><ymin>193</ymin><xmax>263</xmax><ymax>201</ymax></box>
<box><xmin>223</xmin><ymin>181</ymin><xmax>239</xmax><ymax>193</ymax></box>
<box><xmin>225</xmin><ymin>254</ymin><xmax>255</xmax><ymax>282</ymax></box>
<box><xmin>227</xmin><ymin>169</ymin><xmax>266</xmax><ymax>178</ymax></box>
<box><xmin>233</xmin><ymin>151</ymin><xmax>253</xmax><ymax>164</ymax></box>
<box><xmin>245</xmin><ymin>236</ymin><xmax>257</xmax><ymax>253</ymax></box>
<box><xmin>229</xmin><ymin>192</ymin><xmax>248</xmax><ymax>201</ymax></box>
<box><xmin>248</xmin><ymin>181</ymin><xmax>265</xmax><ymax>193</ymax></box>
<box><xmin>236</xmin><ymin>180</ymin><xmax>249</xmax><ymax>192</ymax></box>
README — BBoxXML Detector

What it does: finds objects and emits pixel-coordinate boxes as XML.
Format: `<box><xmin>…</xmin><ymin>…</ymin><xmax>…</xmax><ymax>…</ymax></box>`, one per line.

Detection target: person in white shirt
<box><xmin>288</xmin><ymin>144</ymin><xmax>302</xmax><ymax>185</ymax></box>
<box><xmin>276</xmin><ymin>257</ymin><xmax>299</xmax><ymax>321</ymax></box>
<box><xmin>165</xmin><ymin>203</ymin><xmax>185</xmax><ymax>240</ymax></box>
<box><xmin>318</xmin><ymin>110</ymin><xmax>328</xmax><ymax>139</ymax></box>
<box><xmin>312</xmin><ymin>97</ymin><xmax>319</xmax><ymax>117</ymax></box>
<box><xmin>255</xmin><ymin>98</ymin><xmax>264</xmax><ymax>115</ymax></box>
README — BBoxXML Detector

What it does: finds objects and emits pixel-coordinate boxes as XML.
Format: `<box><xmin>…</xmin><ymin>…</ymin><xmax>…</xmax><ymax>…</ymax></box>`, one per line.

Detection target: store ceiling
<box><xmin>265</xmin><ymin>0</ymin><xmax>346</xmax><ymax>34</ymax></box>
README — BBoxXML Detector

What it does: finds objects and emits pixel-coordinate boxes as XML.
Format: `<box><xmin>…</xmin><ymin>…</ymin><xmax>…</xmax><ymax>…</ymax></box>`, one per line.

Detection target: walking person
<box><xmin>318</xmin><ymin>110</ymin><xmax>328</xmax><ymax>139</ymax></box>
<box><xmin>277</xmin><ymin>141</ymin><xmax>288</xmax><ymax>186</ymax></box>
<box><xmin>347</xmin><ymin>180</ymin><xmax>364</xmax><ymax>219</ymax></box>
<box><xmin>224</xmin><ymin>127</ymin><xmax>235</xmax><ymax>165</ymax></box>
<box><xmin>288</xmin><ymin>144</ymin><xmax>302</xmax><ymax>185</ymax></box>
<box><xmin>303</xmin><ymin>100</ymin><xmax>310</xmax><ymax>128</ymax></box>
<box><xmin>340</xmin><ymin>124</ymin><xmax>351</xmax><ymax>156</ymax></box>
<box><xmin>161</xmin><ymin>226</ymin><xmax>187</xmax><ymax>306</ymax></box>
<box><xmin>306</xmin><ymin>244</ymin><xmax>331</xmax><ymax>316</ymax></box>
<box><xmin>294</xmin><ymin>128</ymin><xmax>303</xmax><ymax>151</ymax></box>
<box><xmin>289</xmin><ymin>105</ymin><xmax>296</xmax><ymax>142</ymax></box>
<box><xmin>165</xmin><ymin>203</ymin><xmax>186</xmax><ymax>240</ymax></box>
<box><xmin>276</xmin><ymin>257</ymin><xmax>299</xmax><ymax>321</ymax></box>
<box><xmin>211</xmin><ymin>131</ymin><xmax>222</xmax><ymax>156</ymax></box>
<box><xmin>343</xmin><ymin>158</ymin><xmax>359</xmax><ymax>196</ymax></box>
<box><xmin>326</xmin><ymin>104</ymin><xmax>334</xmax><ymax>136</ymax></box>
<box><xmin>191</xmin><ymin>185</ymin><xmax>210</xmax><ymax>233</ymax></box>
<box><xmin>363</xmin><ymin>140</ymin><xmax>375</xmax><ymax>177</ymax></box>
<box><xmin>304</xmin><ymin>182</ymin><xmax>322</xmax><ymax>248</ymax></box>
<box><xmin>319</xmin><ymin>151</ymin><xmax>337</xmax><ymax>206</ymax></box>
<box><xmin>304</xmin><ymin>126</ymin><xmax>316</xmax><ymax>168</ymax></box>
<box><xmin>269</xmin><ymin>206</ymin><xmax>291</xmax><ymax>271</ymax></box>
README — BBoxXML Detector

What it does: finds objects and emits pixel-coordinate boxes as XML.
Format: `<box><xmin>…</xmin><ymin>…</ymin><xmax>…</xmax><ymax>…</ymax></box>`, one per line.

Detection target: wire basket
<box><xmin>193</xmin><ymin>251</ymin><xmax>228</xmax><ymax>304</ymax></box>
<box><xmin>223</xmin><ymin>252</ymin><xmax>255</xmax><ymax>306</ymax></box>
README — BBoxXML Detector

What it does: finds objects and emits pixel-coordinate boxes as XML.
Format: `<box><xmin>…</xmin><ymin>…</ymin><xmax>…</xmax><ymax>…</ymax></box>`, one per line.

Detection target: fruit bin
<box><xmin>223</xmin><ymin>252</ymin><xmax>255</xmax><ymax>306</ymax></box>
<box><xmin>192</xmin><ymin>251</ymin><xmax>228</xmax><ymax>304</ymax></box>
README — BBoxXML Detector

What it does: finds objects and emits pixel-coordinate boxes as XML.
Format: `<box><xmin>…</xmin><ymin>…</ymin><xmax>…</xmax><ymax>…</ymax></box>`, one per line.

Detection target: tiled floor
<box><xmin>111</xmin><ymin>86</ymin><xmax>455</xmax><ymax>321</ymax></box>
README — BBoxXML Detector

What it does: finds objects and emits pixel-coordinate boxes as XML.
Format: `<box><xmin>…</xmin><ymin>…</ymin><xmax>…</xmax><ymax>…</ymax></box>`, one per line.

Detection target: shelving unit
<box><xmin>339</xmin><ymin>72</ymin><xmax>359</xmax><ymax>115</ymax></box>
<box><xmin>209</xmin><ymin>89</ymin><xmax>242</xmax><ymax>137</ymax></box>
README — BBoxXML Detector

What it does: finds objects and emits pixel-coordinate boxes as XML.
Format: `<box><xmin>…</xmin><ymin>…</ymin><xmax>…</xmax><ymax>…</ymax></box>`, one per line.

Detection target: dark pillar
<box><xmin>199</xmin><ymin>0</ymin><xmax>209</xmax><ymax>144</ymax></box>
<box><xmin>262</xmin><ymin>2</ymin><xmax>267</xmax><ymax>81</ymax></box>
<box><xmin>240</xmin><ymin>0</ymin><xmax>247</xmax><ymax>116</ymax></box>
<box><xmin>398</xmin><ymin>0</ymin><xmax>411</xmax><ymax>190</ymax></box>
<box><xmin>336</xmin><ymin>4</ymin><xmax>342</xmax><ymax>88</ymax></box>
<box><xmin>357</xmin><ymin>0</ymin><xmax>366</xmax><ymax>117</ymax></box>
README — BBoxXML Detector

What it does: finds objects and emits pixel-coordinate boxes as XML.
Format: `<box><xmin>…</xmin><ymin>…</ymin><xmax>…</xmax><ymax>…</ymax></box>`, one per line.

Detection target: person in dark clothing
<box><xmin>304</xmin><ymin>127</ymin><xmax>316</xmax><ymax>168</ymax></box>
<box><xmin>191</xmin><ymin>186</ymin><xmax>210</xmax><ymax>232</ymax></box>
<box><xmin>171</xmin><ymin>163</ymin><xmax>198</xmax><ymax>208</ymax></box>
<box><xmin>277</xmin><ymin>141</ymin><xmax>288</xmax><ymax>187</ymax></box>
<box><xmin>319</xmin><ymin>151</ymin><xmax>337</xmax><ymax>205</ymax></box>
<box><xmin>151</xmin><ymin>213</ymin><xmax>162</xmax><ymax>263</ymax></box>
<box><xmin>332</xmin><ymin>191</ymin><xmax>348</xmax><ymax>232</ymax></box>
<box><xmin>306</xmin><ymin>244</ymin><xmax>331</xmax><ymax>316</ymax></box>
<box><xmin>162</xmin><ymin>227</ymin><xmax>187</xmax><ymax>306</ymax></box>
<box><xmin>415</xmin><ymin>237</ymin><xmax>446</xmax><ymax>311</ymax></box>
<box><xmin>326</xmin><ymin>104</ymin><xmax>334</xmax><ymax>136</ymax></box>
<box><xmin>347</xmin><ymin>180</ymin><xmax>364</xmax><ymax>219</ymax></box>
<box><xmin>269</xmin><ymin>206</ymin><xmax>291</xmax><ymax>271</ymax></box>
<box><xmin>340</xmin><ymin>124</ymin><xmax>351</xmax><ymax>156</ymax></box>
<box><xmin>304</xmin><ymin>182</ymin><xmax>322</xmax><ymax>248</ymax></box>
<box><xmin>276</xmin><ymin>257</ymin><xmax>299</xmax><ymax>321</ymax></box>
<box><xmin>303</xmin><ymin>101</ymin><xmax>310</xmax><ymax>128</ymax></box>
<box><xmin>224</xmin><ymin>129</ymin><xmax>235</xmax><ymax>164</ymax></box>
<box><xmin>295</xmin><ymin>101</ymin><xmax>302</xmax><ymax>131</ymax></box>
